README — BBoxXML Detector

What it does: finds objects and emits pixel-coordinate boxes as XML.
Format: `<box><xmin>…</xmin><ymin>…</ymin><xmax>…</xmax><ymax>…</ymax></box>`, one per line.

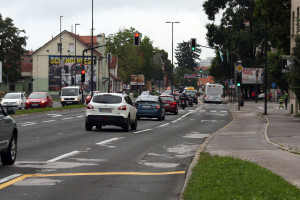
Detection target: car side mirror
<box><xmin>6</xmin><ymin>107</ymin><xmax>15</xmax><ymax>115</ymax></box>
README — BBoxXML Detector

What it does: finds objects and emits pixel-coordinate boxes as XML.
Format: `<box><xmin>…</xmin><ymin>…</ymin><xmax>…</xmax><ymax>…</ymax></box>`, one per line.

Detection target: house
<box><xmin>31</xmin><ymin>30</ymin><xmax>112</xmax><ymax>95</ymax></box>
<box><xmin>108</xmin><ymin>56</ymin><xmax>122</xmax><ymax>92</ymax></box>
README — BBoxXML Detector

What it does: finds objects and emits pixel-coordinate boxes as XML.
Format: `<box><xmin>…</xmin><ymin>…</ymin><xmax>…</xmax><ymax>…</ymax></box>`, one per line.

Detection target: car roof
<box><xmin>94</xmin><ymin>92</ymin><xmax>126</xmax><ymax>97</ymax></box>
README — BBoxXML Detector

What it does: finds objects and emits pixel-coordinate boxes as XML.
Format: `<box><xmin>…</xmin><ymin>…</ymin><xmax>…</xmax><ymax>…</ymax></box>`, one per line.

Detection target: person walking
<box><xmin>283</xmin><ymin>90</ymin><xmax>288</xmax><ymax>110</ymax></box>
<box><xmin>251</xmin><ymin>91</ymin><xmax>255</xmax><ymax>101</ymax></box>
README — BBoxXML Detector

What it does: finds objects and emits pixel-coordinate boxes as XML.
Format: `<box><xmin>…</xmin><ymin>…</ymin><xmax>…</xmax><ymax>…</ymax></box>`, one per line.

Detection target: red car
<box><xmin>85</xmin><ymin>91</ymin><xmax>101</xmax><ymax>104</ymax></box>
<box><xmin>25</xmin><ymin>92</ymin><xmax>53</xmax><ymax>109</ymax></box>
<box><xmin>160</xmin><ymin>95</ymin><xmax>178</xmax><ymax>115</ymax></box>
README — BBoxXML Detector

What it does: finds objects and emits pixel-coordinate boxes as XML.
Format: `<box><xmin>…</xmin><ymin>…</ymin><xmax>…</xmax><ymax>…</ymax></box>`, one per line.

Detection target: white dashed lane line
<box><xmin>42</xmin><ymin>120</ymin><xmax>56</xmax><ymax>123</ymax></box>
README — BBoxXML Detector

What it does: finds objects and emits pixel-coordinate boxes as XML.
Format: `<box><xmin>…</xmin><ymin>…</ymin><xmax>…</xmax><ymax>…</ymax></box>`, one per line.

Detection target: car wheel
<box><xmin>1</xmin><ymin>133</ymin><xmax>17</xmax><ymax>165</ymax></box>
<box><xmin>131</xmin><ymin>117</ymin><xmax>137</xmax><ymax>130</ymax></box>
<box><xmin>174</xmin><ymin>110</ymin><xmax>178</xmax><ymax>115</ymax></box>
<box><xmin>96</xmin><ymin>125</ymin><xmax>102</xmax><ymax>130</ymax></box>
<box><xmin>85</xmin><ymin>121</ymin><xmax>93</xmax><ymax>131</ymax></box>
<box><xmin>137</xmin><ymin>116</ymin><xmax>141</xmax><ymax>120</ymax></box>
<box><xmin>158</xmin><ymin>115</ymin><xmax>162</xmax><ymax>121</ymax></box>
<box><xmin>123</xmin><ymin>117</ymin><xmax>130</xmax><ymax>132</ymax></box>
<box><xmin>162</xmin><ymin>115</ymin><xmax>165</xmax><ymax>120</ymax></box>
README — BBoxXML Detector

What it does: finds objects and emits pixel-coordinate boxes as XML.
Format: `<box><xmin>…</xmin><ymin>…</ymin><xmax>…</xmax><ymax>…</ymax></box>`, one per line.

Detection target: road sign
<box><xmin>271</xmin><ymin>83</ymin><xmax>276</xmax><ymax>88</ymax></box>
<box><xmin>80</xmin><ymin>83</ymin><xmax>86</xmax><ymax>90</ymax></box>
<box><xmin>236</xmin><ymin>65</ymin><xmax>243</xmax><ymax>73</ymax></box>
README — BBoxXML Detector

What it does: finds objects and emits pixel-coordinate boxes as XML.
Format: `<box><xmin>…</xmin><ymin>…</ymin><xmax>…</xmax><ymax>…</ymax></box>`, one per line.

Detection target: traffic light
<box><xmin>191</xmin><ymin>38</ymin><xmax>196</xmax><ymax>51</ymax></box>
<box><xmin>81</xmin><ymin>69</ymin><xmax>86</xmax><ymax>83</ymax></box>
<box><xmin>236</xmin><ymin>73</ymin><xmax>242</xmax><ymax>87</ymax></box>
<box><xmin>134</xmin><ymin>32</ymin><xmax>140</xmax><ymax>46</ymax></box>
<box><xmin>200</xmin><ymin>67</ymin><xmax>203</xmax><ymax>73</ymax></box>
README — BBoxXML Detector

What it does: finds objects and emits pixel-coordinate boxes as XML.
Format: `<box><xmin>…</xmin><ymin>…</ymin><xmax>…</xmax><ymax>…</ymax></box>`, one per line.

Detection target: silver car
<box><xmin>0</xmin><ymin>104</ymin><xmax>18</xmax><ymax>165</ymax></box>
<box><xmin>1</xmin><ymin>92</ymin><xmax>26</xmax><ymax>110</ymax></box>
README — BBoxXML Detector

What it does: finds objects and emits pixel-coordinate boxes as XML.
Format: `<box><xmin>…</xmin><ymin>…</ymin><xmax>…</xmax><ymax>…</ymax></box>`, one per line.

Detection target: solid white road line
<box><xmin>0</xmin><ymin>174</ymin><xmax>23</xmax><ymax>184</ymax></box>
<box><xmin>96</xmin><ymin>137</ymin><xmax>124</xmax><ymax>146</ymax></box>
<box><xmin>134</xmin><ymin>129</ymin><xmax>152</xmax><ymax>134</ymax></box>
<box><xmin>47</xmin><ymin>151</ymin><xmax>80</xmax><ymax>162</ymax></box>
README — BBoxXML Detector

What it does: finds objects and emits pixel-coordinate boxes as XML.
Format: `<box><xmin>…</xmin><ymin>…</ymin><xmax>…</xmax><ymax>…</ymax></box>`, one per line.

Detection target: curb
<box><xmin>179</xmin><ymin>107</ymin><xmax>235</xmax><ymax>200</ymax></box>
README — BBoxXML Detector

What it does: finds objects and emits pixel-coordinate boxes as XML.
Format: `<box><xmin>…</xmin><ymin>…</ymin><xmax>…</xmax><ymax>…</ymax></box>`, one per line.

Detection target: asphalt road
<box><xmin>0</xmin><ymin>103</ymin><xmax>231</xmax><ymax>200</ymax></box>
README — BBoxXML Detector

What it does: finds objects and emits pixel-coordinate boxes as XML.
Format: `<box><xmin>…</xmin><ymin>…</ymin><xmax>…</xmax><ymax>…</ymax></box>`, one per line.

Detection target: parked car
<box><xmin>85</xmin><ymin>91</ymin><xmax>101</xmax><ymax>104</ymax></box>
<box><xmin>25</xmin><ymin>92</ymin><xmax>53</xmax><ymax>109</ymax></box>
<box><xmin>1</xmin><ymin>92</ymin><xmax>27</xmax><ymax>110</ymax></box>
<box><xmin>85</xmin><ymin>93</ymin><xmax>137</xmax><ymax>132</ymax></box>
<box><xmin>135</xmin><ymin>95</ymin><xmax>165</xmax><ymax>120</ymax></box>
<box><xmin>160</xmin><ymin>95</ymin><xmax>178</xmax><ymax>115</ymax></box>
<box><xmin>0</xmin><ymin>104</ymin><xmax>18</xmax><ymax>165</ymax></box>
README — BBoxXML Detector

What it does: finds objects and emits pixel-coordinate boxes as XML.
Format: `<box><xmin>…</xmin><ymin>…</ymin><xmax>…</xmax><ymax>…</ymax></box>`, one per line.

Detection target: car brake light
<box><xmin>156</xmin><ymin>105</ymin><xmax>160</xmax><ymax>109</ymax></box>
<box><xmin>173</xmin><ymin>102</ymin><xmax>177</xmax><ymax>105</ymax></box>
<box><xmin>118</xmin><ymin>105</ymin><xmax>127</xmax><ymax>110</ymax></box>
<box><xmin>87</xmin><ymin>104</ymin><xmax>94</xmax><ymax>109</ymax></box>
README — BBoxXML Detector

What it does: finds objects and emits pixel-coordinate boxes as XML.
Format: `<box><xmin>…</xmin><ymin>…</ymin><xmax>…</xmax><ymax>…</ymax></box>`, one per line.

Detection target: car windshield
<box><xmin>92</xmin><ymin>95</ymin><xmax>122</xmax><ymax>104</ymax></box>
<box><xmin>28</xmin><ymin>93</ymin><xmax>46</xmax><ymax>99</ymax></box>
<box><xmin>136</xmin><ymin>95</ymin><xmax>158</xmax><ymax>102</ymax></box>
<box><xmin>160</xmin><ymin>96</ymin><xmax>174</xmax><ymax>102</ymax></box>
<box><xmin>61</xmin><ymin>88</ymin><xmax>79</xmax><ymax>96</ymax></box>
<box><xmin>185</xmin><ymin>91</ymin><xmax>195</xmax><ymax>95</ymax></box>
<box><xmin>3</xmin><ymin>93</ymin><xmax>20</xmax><ymax>99</ymax></box>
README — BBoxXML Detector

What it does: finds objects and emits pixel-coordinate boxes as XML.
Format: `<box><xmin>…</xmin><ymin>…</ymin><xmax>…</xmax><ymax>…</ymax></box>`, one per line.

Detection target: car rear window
<box><xmin>92</xmin><ymin>95</ymin><xmax>122</xmax><ymax>104</ymax></box>
<box><xmin>160</xmin><ymin>96</ymin><xmax>174</xmax><ymax>102</ymax></box>
<box><xmin>136</xmin><ymin>95</ymin><xmax>158</xmax><ymax>102</ymax></box>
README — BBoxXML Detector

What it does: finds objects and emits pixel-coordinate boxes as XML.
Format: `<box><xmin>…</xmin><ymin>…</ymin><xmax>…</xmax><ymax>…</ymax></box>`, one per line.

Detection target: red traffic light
<box><xmin>134</xmin><ymin>33</ymin><xmax>139</xmax><ymax>38</ymax></box>
<box><xmin>81</xmin><ymin>70</ymin><xmax>85</xmax><ymax>75</ymax></box>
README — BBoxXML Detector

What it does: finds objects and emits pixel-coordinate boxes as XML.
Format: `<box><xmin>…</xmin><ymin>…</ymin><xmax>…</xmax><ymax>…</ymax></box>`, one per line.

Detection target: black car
<box><xmin>0</xmin><ymin>104</ymin><xmax>18</xmax><ymax>165</ymax></box>
<box><xmin>185</xmin><ymin>90</ymin><xmax>198</xmax><ymax>104</ymax></box>
<box><xmin>135</xmin><ymin>95</ymin><xmax>165</xmax><ymax>121</ymax></box>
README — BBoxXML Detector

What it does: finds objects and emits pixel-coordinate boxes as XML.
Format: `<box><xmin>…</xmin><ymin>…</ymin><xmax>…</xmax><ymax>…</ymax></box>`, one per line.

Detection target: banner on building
<box><xmin>48</xmin><ymin>55</ymin><xmax>96</xmax><ymax>91</ymax></box>
<box><xmin>130</xmin><ymin>74</ymin><xmax>144</xmax><ymax>86</ymax></box>
<box><xmin>242</xmin><ymin>68</ymin><xmax>264</xmax><ymax>84</ymax></box>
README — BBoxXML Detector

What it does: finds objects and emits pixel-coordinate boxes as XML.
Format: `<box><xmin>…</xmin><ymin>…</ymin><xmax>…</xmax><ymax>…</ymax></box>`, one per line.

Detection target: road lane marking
<box><xmin>76</xmin><ymin>115</ymin><xmax>84</xmax><ymax>118</ymax></box>
<box><xmin>0</xmin><ymin>174</ymin><xmax>23</xmax><ymax>184</ymax></box>
<box><xmin>42</xmin><ymin>120</ymin><xmax>56</xmax><ymax>123</ymax></box>
<box><xmin>157</xmin><ymin>123</ymin><xmax>170</xmax><ymax>128</ymax></box>
<box><xmin>47</xmin><ymin>114</ymin><xmax>62</xmax><ymax>118</ymax></box>
<box><xmin>20</xmin><ymin>122</ymin><xmax>37</xmax><ymax>127</ymax></box>
<box><xmin>62</xmin><ymin>117</ymin><xmax>73</xmax><ymax>120</ymax></box>
<box><xmin>47</xmin><ymin>151</ymin><xmax>80</xmax><ymax>162</ymax></box>
<box><xmin>134</xmin><ymin>129</ymin><xmax>152</xmax><ymax>133</ymax></box>
<box><xmin>96</xmin><ymin>137</ymin><xmax>124</xmax><ymax>147</ymax></box>
<box><xmin>0</xmin><ymin>171</ymin><xmax>185</xmax><ymax>190</ymax></box>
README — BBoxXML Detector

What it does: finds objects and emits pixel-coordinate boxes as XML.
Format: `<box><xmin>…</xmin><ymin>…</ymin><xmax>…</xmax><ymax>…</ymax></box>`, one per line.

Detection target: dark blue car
<box><xmin>135</xmin><ymin>95</ymin><xmax>165</xmax><ymax>121</ymax></box>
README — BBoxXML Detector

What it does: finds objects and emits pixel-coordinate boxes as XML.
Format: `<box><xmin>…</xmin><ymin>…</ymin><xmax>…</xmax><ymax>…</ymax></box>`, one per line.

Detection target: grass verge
<box><xmin>14</xmin><ymin>104</ymin><xmax>86</xmax><ymax>115</ymax></box>
<box><xmin>183</xmin><ymin>152</ymin><xmax>300</xmax><ymax>200</ymax></box>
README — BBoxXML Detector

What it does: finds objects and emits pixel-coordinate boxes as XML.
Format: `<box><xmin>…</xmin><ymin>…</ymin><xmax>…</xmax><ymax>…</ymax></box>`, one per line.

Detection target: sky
<box><xmin>0</xmin><ymin>0</ymin><xmax>219</xmax><ymax>64</ymax></box>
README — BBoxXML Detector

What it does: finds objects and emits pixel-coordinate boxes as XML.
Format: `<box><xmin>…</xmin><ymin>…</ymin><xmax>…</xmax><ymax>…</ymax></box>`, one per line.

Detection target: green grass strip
<box><xmin>14</xmin><ymin>104</ymin><xmax>86</xmax><ymax>115</ymax></box>
<box><xmin>184</xmin><ymin>152</ymin><xmax>300</xmax><ymax>200</ymax></box>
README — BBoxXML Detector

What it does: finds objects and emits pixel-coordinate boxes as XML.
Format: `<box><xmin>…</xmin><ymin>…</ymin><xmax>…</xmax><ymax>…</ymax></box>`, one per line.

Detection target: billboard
<box><xmin>242</xmin><ymin>68</ymin><xmax>264</xmax><ymax>84</ymax></box>
<box><xmin>130</xmin><ymin>74</ymin><xmax>144</xmax><ymax>85</ymax></box>
<box><xmin>48</xmin><ymin>55</ymin><xmax>96</xmax><ymax>91</ymax></box>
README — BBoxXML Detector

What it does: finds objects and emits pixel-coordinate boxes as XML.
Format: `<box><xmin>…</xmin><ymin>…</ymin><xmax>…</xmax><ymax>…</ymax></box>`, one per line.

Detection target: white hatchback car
<box><xmin>1</xmin><ymin>92</ymin><xmax>26</xmax><ymax>110</ymax></box>
<box><xmin>85</xmin><ymin>93</ymin><xmax>137</xmax><ymax>132</ymax></box>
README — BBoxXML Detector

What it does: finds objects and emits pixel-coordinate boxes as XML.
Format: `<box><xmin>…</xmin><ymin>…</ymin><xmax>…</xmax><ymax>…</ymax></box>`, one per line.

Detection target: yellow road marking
<box><xmin>0</xmin><ymin>171</ymin><xmax>185</xmax><ymax>190</ymax></box>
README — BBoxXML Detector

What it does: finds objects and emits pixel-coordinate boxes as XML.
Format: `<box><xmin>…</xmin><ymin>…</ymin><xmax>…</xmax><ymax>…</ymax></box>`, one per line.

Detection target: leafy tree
<box><xmin>156</xmin><ymin>49</ymin><xmax>172</xmax><ymax>83</ymax></box>
<box><xmin>175</xmin><ymin>66</ymin><xmax>197</xmax><ymax>88</ymax></box>
<box><xmin>290</xmin><ymin>35</ymin><xmax>300</xmax><ymax>103</ymax></box>
<box><xmin>175</xmin><ymin>41</ymin><xmax>201</xmax><ymax>71</ymax></box>
<box><xmin>0</xmin><ymin>14</ymin><xmax>27</xmax><ymax>82</ymax></box>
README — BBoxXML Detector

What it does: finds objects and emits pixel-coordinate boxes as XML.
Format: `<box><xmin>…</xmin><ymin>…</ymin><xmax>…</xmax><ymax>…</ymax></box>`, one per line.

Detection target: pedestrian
<box><xmin>283</xmin><ymin>90</ymin><xmax>288</xmax><ymax>110</ymax></box>
<box><xmin>276</xmin><ymin>88</ymin><xmax>281</xmax><ymax>102</ymax></box>
<box><xmin>251</xmin><ymin>91</ymin><xmax>255</xmax><ymax>101</ymax></box>
<box><xmin>269</xmin><ymin>91</ymin><xmax>272</xmax><ymax>102</ymax></box>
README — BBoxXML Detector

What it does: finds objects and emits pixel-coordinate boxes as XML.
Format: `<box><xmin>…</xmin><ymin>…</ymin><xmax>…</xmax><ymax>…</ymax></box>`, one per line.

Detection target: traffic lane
<box><xmin>0</xmin><ymin>107</ymin><xmax>194</xmax><ymax>177</ymax></box>
<box><xmin>0</xmin><ymin>105</ymin><xmax>231</xmax><ymax>199</ymax></box>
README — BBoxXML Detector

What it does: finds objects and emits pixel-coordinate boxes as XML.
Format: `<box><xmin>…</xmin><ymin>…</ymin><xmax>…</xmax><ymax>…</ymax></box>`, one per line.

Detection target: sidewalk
<box><xmin>205</xmin><ymin>100</ymin><xmax>300</xmax><ymax>187</ymax></box>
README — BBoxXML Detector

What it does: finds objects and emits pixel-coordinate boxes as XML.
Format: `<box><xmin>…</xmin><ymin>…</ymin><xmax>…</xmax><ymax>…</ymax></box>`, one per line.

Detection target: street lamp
<box><xmin>74</xmin><ymin>23</ymin><xmax>80</xmax><ymax>85</ymax></box>
<box><xmin>165</xmin><ymin>21</ymin><xmax>180</xmax><ymax>95</ymax></box>
<box><xmin>59</xmin><ymin>15</ymin><xmax>63</xmax><ymax>89</ymax></box>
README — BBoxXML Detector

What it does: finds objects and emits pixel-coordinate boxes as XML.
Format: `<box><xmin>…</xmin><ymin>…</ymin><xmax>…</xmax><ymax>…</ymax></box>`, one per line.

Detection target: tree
<box><xmin>175</xmin><ymin>41</ymin><xmax>201</xmax><ymax>71</ymax></box>
<box><xmin>0</xmin><ymin>14</ymin><xmax>27</xmax><ymax>82</ymax></box>
<box><xmin>290</xmin><ymin>35</ymin><xmax>300</xmax><ymax>103</ymax></box>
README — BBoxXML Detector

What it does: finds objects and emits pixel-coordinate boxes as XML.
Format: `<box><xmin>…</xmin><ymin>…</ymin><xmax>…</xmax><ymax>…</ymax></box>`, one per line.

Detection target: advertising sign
<box><xmin>48</xmin><ymin>55</ymin><xmax>96</xmax><ymax>91</ymax></box>
<box><xmin>242</xmin><ymin>68</ymin><xmax>264</xmax><ymax>84</ymax></box>
<box><xmin>130</xmin><ymin>74</ymin><xmax>145</xmax><ymax>85</ymax></box>
<box><xmin>184</xmin><ymin>74</ymin><xmax>197</xmax><ymax>78</ymax></box>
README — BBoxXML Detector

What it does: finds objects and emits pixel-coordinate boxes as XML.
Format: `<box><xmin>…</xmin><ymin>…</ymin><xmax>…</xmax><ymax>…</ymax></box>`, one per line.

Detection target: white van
<box><xmin>60</xmin><ymin>86</ymin><xmax>83</xmax><ymax>106</ymax></box>
<box><xmin>203</xmin><ymin>83</ymin><xmax>223</xmax><ymax>103</ymax></box>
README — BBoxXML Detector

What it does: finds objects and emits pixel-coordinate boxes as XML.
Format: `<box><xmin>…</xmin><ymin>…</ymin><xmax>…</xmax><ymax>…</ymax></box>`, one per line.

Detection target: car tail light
<box><xmin>118</xmin><ymin>105</ymin><xmax>127</xmax><ymax>110</ymax></box>
<box><xmin>173</xmin><ymin>102</ymin><xmax>177</xmax><ymax>106</ymax></box>
<box><xmin>87</xmin><ymin>104</ymin><xmax>94</xmax><ymax>109</ymax></box>
<box><xmin>156</xmin><ymin>104</ymin><xmax>160</xmax><ymax>109</ymax></box>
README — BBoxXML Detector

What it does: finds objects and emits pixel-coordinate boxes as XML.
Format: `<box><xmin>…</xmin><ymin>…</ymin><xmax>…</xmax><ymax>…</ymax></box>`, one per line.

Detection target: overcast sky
<box><xmin>0</xmin><ymin>0</ymin><xmax>219</xmax><ymax>64</ymax></box>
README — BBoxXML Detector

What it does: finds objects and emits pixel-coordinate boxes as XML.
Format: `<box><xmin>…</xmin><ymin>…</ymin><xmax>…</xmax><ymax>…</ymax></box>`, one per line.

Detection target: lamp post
<box><xmin>165</xmin><ymin>21</ymin><xmax>180</xmax><ymax>95</ymax></box>
<box><xmin>91</xmin><ymin>0</ymin><xmax>94</xmax><ymax>97</ymax></box>
<box><xmin>74</xmin><ymin>23</ymin><xmax>80</xmax><ymax>86</ymax></box>
<box><xmin>59</xmin><ymin>15</ymin><xmax>63</xmax><ymax>89</ymax></box>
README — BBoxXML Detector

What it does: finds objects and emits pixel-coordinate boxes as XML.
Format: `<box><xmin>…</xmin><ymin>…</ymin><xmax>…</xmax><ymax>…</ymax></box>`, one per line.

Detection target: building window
<box><xmin>69</xmin><ymin>43</ymin><xmax>74</xmax><ymax>53</ymax></box>
<box><xmin>57</xmin><ymin>43</ymin><xmax>62</xmax><ymax>53</ymax></box>
<box><xmin>10</xmin><ymin>84</ymin><xmax>15</xmax><ymax>91</ymax></box>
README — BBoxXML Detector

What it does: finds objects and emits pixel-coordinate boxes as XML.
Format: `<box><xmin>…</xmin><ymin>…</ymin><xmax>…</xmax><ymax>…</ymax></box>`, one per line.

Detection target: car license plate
<box><xmin>31</xmin><ymin>104</ymin><xmax>39</xmax><ymax>106</ymax></box>
<box><xmin>99</xmin><ymin>108</ymin><xmax>111</xmax><ymax>112</ymax></box>
<box><xmin>165</xmin><ymin>104</ymin><xmax>169</xmax><ymax>106</ymax></box>
<box><xmin>142</xmin><ymin>105</ymin><xmax>151</xmax><ymax>109</ymax></box>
